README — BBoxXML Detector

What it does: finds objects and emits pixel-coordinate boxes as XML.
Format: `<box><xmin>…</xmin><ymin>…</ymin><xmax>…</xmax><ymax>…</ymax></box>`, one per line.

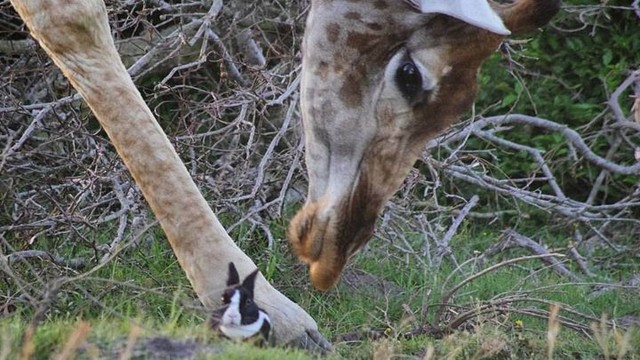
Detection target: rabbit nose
<box><xmin>222</xmin><ymin>307</ymin><xmax>241</xmax><ymax>324</ymax></box>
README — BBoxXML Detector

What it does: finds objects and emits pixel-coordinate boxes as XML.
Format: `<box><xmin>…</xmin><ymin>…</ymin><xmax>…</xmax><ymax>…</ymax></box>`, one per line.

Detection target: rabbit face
<box><xmin>211</xmin><ymin>262</ymin><xmax>272</xmax><ymax>341</ymax></box>
<box><xmin>221</xmin><ymin>287</ymin><xmax>261</xmax><ymax>326</ymax></box>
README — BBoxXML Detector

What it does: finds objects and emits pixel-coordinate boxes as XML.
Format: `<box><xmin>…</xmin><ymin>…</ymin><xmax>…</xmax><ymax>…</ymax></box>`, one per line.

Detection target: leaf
<box><xmin>602</xmin><ymin>49</ymin><xmax>613</xmax><ymax>66</ymax></box>
<box><xmin>502</xmin><ymin>94</ymin><xmax>518</xmax><ymax>107</ymax></box>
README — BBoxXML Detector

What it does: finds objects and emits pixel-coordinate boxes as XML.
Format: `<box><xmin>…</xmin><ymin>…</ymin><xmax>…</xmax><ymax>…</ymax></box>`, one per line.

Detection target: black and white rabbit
<box><xmin>209</xmin><ymin>262</ymin><xmax>272</xmax><ymax>343</ymax></box>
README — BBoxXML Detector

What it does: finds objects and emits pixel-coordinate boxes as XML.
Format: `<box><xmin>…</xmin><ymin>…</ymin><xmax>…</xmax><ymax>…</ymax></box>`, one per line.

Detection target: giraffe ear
<box><xmin>415</xmin><ymin>0</ymin><xmax>511</xmax><ymax>35</ymax></box>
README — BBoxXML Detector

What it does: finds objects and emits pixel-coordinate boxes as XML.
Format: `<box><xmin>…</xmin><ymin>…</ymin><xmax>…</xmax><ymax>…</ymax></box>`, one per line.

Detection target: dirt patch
<box><xmin>95</xmin><ymin>336</ymin><xmax>223</xmax><ymax>359</ymax></box>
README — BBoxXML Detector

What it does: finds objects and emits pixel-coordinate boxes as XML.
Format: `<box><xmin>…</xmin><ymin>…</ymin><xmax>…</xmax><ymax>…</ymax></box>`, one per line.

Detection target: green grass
<box><xmin>0</xmin><ymin>316</ymin><xmax>314</xmax><ymax>359</ymax></box>
<box><xmin>5</xmin><ymin>220</ymin><xmax>638</xmax><ymax>359</ymax></box>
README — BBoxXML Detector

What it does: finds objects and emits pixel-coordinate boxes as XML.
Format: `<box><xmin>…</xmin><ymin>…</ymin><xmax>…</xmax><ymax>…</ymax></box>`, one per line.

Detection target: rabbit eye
<box><xmin>221</xmin><ymin>290</ymin><xmax>234</xmax><ymax>304</ymax></box>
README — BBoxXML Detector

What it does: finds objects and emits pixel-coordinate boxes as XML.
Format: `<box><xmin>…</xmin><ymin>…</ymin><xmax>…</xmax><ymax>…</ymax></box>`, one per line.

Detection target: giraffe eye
<box><xmin>395</xmin><ymin>61</ymin><xmax>423</xmax><ymax>103</ymax></box>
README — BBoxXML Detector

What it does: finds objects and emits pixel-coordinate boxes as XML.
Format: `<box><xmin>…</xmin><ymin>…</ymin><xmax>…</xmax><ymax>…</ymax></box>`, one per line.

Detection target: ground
<box><xmin>2</xmin><ymin>221</ymin><xmax>639</xmax><ymax>359</ymax></box>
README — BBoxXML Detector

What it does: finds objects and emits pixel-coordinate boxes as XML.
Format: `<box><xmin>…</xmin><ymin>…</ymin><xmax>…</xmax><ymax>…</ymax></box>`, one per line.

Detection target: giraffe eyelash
<box><xmin>385</xmin><ymin>48</ymin><xmax>435</xmax><ymax>106</ymax></box>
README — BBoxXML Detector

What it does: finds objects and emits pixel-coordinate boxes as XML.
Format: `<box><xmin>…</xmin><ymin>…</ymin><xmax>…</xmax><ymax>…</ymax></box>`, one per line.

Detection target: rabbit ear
<box><xmin>227</xmin><ymin>262</ymin><xmax>240</xmax><ymax>286</ymax></box>
<box><xmin>241</xmin><ymin>269</ymin><xmax>260</xmax><ymax>298</ymax></box>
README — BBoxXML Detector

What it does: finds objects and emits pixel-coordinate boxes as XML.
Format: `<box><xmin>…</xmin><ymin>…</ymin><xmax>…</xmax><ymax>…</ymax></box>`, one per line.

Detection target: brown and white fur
<box><xmin>288</xmin><ymin>0</ymin><xmax>561</xmax><ymax>290</ymax></box>
<box><xmin>9</xmin><ymin>0</ymin><xmax>560</xmax><ymax>346</ymax></box>
<box><xmin>210</xmin><ymin>263</ymin><xmax>272</xmax><ymax>343</ymax></box>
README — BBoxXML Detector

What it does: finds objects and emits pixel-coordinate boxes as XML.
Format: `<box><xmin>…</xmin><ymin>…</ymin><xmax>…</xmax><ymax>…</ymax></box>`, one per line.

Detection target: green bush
<box><xmin>452</xmin><ymin>0</ymin><xmax>639</xmax><ymax>205</ymax></box>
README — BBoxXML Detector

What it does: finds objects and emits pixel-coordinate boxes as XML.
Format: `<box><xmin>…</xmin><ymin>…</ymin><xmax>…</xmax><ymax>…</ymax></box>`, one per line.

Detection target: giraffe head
<box><xmin>289</xmin><ymin>0</ymin><xmax>560</xmax><ymax>290</ymax></box>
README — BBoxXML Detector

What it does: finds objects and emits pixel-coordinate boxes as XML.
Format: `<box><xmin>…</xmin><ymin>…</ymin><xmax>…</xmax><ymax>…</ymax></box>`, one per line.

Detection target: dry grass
<box><xmin>53</xmin><ymin>321</ymin><xmax>91</xmax><ymax>360</ymax></box>
<box><xmin>547</xmin><ymin>303</ymin><xmax>560</xmax><ymax>360</ymax></box>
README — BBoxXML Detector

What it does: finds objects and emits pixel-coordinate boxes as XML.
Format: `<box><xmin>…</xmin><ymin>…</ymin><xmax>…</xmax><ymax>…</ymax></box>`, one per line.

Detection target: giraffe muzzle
<box><xmin>288</xmin><ymin>192</ymin><xmax>378</xmax><ymax>290</ymax></box>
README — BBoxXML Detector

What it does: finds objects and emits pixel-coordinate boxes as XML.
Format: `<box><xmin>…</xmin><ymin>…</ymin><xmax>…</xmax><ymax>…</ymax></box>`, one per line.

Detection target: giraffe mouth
<box><xmin>287</xmin><ymin>202</ymin><xmax>377</xmax><ymax>290</ymax></box>
<box><xmin>288</xmin><ymin>171</ymin><xmax>382</xmax><ymax>290</ymax></box>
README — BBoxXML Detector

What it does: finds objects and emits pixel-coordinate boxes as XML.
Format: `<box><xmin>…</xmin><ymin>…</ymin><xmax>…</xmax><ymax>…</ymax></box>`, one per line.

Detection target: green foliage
<box><xmin>479</xmin><ymin>0</ymin><xmax>639</xmax><ymax>123</ymax></box>
<box><xmin>462</xmin><ymin>0</ymin><xmax>640</xmax><ymax>205</ymax></box>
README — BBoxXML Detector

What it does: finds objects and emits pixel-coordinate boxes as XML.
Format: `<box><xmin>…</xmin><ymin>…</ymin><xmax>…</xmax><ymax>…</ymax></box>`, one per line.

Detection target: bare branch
<box><xmin>480</xmin><ymin>229</ymin><xmax>581</xmax><ymax>282</ymax></box>
<box><xmin>428</xmin><ymin>114</ymin><xmax>640</xmax><ymax>175</ymax></box>
<box><xmin>6</xmin><ymin>250</ymin><xmax>86</xmax><ymax>270</ymax></box>
<box><xmin>433</xmin><ymin>195</ymin><xmax>479</xmax><ymax>268</ymax></box>
<box><xmin>608</xmin><ymin>70</ymin><xmax>640</xmax><ymax>123</ymax></box>
<box><xmin>433</xmin><ymin>253</ymin><xmax>564</xmax><ymax>325</ymax></box>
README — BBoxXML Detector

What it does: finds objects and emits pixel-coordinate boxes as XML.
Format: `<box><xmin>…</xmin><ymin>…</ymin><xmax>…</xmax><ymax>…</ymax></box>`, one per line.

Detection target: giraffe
<box><xmin>8</xmin><ymin>0</ymin><xmax>328</xmax><ymax>349</ymax></box>
<box><xmin>288</xmin><ymin>0</ymin><xmax>560</xmax><ymax>290</ymax></box>
<box><xmin>8</xmin><ymin>0</ymin><xmax>558</xmax><ymax>349</ymax></box>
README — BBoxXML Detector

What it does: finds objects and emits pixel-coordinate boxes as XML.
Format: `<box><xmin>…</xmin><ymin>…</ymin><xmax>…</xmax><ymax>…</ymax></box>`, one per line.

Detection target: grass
<box><xmin>1</xmin><ymin>220</ymin><xmax>639</xmax><ymax>359</ymax></box>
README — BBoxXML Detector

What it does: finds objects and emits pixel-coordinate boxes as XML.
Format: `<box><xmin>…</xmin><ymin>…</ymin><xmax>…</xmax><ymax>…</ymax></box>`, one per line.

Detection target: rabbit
<box><xmin>209</xmin><ymin>262</ymin><xmax>272</xmax><ymax>343</ymax></box>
